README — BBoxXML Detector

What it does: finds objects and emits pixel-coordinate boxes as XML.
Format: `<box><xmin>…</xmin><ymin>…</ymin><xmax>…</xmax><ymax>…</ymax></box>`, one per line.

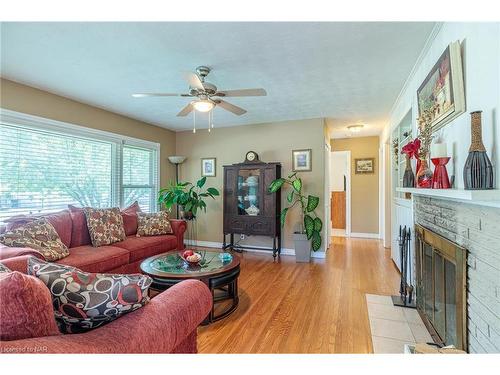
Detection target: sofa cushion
<box><xmin>114</xmin><ymin>235</ymin><xmax>177</xmax><ymax>263</ymax></box>
<box><xmin>121</xmin><ymin>201</ymin><xmax>141</xmax><ymax>236</ymax></box>
<box><xmin>0</xmin><ymin>270</ymin><xmax>61</xmax><ymax>341</ymax></box>
<box><xmin>0</xmin><ymin>218</ymin><xmax>70</xmax><ymax>261</ymax></box>
<box><xmin>28</xmin><ymin>257</ymin><xmax>152</xmax><ymax>334</ymax></box>
<box><xmin>68</xmin><ymin>205</ymin><xmax>92</xmax><ymax>248</ymax></box>
<box><xmin>136</xmin><ymin>211</ymin><xmax>173</xmax><ymax>237</ymax></box>
<box><xmin>4</xmin><ymin>210</ymin><xmax>73</xmax><ymax>248</ymax></box>
<box><xmin>84</xmin><ymin>207</ymin><xmax>126</xmax><ymax>247</ymax></box>
<box><xmin>56</xmin><ymin>245</ymin><xmax>130</xmax><ymax>273</ymax></box>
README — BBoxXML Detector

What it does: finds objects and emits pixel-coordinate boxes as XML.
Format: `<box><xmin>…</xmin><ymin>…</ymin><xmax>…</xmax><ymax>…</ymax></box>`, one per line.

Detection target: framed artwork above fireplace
<box><xmin>417</xmin><ymin>40</ymin><xmax>465</xmax><ymax>132</ymax></box>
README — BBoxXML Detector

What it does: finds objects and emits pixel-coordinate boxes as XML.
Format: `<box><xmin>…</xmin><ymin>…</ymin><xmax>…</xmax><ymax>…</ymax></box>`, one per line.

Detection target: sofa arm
<box><xmin>170</xmin><ymin>219</ymin><xmax>187</xmax><ymax>251</ymax></box>
<box><xmin>0</xmin><ymin>244</ymin><xmax>43</xmax><ymax>260</ymax></box>
<box><xmin>0</xmin><ymin>255</ymin><xmax>42</xmax><ymax>273</ymax></box>
<box><xmin>0</xmin><ymin>279</ymin><xmax>212</xmax><ymax>354</ymax></box>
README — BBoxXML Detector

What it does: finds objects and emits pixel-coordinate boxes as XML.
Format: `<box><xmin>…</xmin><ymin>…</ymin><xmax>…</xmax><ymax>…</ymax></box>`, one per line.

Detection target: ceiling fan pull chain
<box><xmin>211</xmin><ymin>109</ymin><xmax>214</xmax><ymax>130</ymax></box>
<box><xmin>193</xmin><ymin>110</ymin><xmax>196</xmax><ymax>133</ymax></box>
<box><xmin>208</xmin><ymin>110</ymin><xmax>211</xmax><ymax>132</ymax></box>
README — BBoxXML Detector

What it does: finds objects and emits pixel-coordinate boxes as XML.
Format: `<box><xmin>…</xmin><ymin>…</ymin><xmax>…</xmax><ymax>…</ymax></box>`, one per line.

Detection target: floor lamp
<box><xmin>167</xmin><ymin>156</ymin><xmax>187</xmax><ymax>219</ymax></box>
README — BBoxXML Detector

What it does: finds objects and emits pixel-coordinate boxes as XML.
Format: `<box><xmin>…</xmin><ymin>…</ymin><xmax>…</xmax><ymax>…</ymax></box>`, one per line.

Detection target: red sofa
<box><xmin>0</xmin><ymin>208</ymin><xmax>187</xmax><ymax>273</ymax></box>
<box><xmin>0</xmin><ymin>209</ymin><xmax>213</xmax><ymax>353</ymax></box>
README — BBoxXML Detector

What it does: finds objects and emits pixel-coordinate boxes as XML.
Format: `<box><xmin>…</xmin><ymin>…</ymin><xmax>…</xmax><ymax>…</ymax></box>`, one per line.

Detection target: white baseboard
<box><xmin>349</xmin><ymin>232</ymin><xmax>381</xmax><ymax>239</ymax></box>
<box><xmin>184</xmin><ymin>239</ymin><xmax>326</xmax><ymax>258</ymax></box>
<box><xmin>331</xmin><ymin>228</ymin><xmax>347</xmax><ymax>237</ymax></box>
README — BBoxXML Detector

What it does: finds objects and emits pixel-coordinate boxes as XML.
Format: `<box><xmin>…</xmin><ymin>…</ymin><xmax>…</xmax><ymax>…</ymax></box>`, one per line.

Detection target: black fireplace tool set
<box><xmin>392</xmin><ymin>225</ymin><xmax>416</xmax><ymax>309</ymax></box>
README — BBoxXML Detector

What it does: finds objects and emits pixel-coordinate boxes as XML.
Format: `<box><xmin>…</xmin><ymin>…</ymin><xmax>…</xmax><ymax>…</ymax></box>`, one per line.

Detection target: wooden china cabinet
<box><xmin>222</xmin><ymin>151</ymin><xmax>282</xmax><ymax>257</ymax></box>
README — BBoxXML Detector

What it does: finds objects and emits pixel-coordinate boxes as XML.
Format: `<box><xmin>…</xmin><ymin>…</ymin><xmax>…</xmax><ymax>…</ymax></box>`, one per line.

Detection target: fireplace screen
<box><xmin>415</xmin><ymin>224</ymin><xmax>467</xmax><ymax>351</ymax></box>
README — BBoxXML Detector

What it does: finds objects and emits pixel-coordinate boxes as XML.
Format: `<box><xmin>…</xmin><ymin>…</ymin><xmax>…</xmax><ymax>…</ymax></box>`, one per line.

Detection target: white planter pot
<box><xmin>293</xmin><ymin>233</ymin><xmax>311</xmax><ymax>263</ymax></box>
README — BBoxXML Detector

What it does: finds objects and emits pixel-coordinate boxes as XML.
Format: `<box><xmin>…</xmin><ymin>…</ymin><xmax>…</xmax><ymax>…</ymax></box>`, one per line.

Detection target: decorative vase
<box><xmin>431</xmin><ymin>157</ymin><xmax>451</xmax><ymax>189</ymax></box>
<box><xmin>463</xmin><ymin>111</ymin><xmax>494</xmax><ymax>190</ymax></box>
<box><xmin>402</xmin><ymin>154</ymin><xmax>415</xmax><ymax>188</ymax></box>
<box><xmin>416</xmin><ymin>156</ymin><xmax>433</xmax><ymax>188</ymax></box>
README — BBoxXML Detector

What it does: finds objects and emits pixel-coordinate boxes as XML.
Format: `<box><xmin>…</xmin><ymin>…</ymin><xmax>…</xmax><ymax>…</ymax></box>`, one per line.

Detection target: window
<box><xmin>0</xmin><ymin>110</ymin><xmax>159</xmax><ymax>222</ymax></box>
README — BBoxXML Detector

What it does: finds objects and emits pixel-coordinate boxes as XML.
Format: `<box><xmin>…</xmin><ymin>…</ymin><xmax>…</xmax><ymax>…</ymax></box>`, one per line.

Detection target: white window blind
<box><xmin>0</xmin><ymin>110</ymin><xmax>160</xmax><ymax>222</ymax></box>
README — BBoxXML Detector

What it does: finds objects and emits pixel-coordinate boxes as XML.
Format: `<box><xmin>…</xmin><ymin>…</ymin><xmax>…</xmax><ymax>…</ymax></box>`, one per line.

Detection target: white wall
<box><xmin>383</xmin><ymin>23</ymin><xmax>500</xmax><ymax>189</ymax></box>
<box><xmin>330</xmin><ymin>151</ymin><xmax>348</xmax><ymax>192</ymax></box>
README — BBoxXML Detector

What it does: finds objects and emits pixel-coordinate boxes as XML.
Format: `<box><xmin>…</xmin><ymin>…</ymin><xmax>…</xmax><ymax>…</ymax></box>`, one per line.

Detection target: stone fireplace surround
<box><xmin>414</xmin><ymin>196</ymin><xmax>500</xmax><ymax>353</ymax></box>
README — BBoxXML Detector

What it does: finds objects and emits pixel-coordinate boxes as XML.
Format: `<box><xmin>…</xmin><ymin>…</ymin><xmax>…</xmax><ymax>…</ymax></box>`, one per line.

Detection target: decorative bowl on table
<box><xmin>180</xmin><ymin>250</ymin><xmax>202</xmax><ymax>266</ymax></box>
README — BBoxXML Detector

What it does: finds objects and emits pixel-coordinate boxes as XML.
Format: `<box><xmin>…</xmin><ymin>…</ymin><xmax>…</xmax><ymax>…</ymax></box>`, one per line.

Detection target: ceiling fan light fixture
<box><xmin>192</xmin><ymin>99</ymin><xmax>214</xmax><ymax>112</ymax></box>
<box><xmin>347</xmin><ymin>124</ymin><xmax>364</xmax><ymax>133</ymax></box>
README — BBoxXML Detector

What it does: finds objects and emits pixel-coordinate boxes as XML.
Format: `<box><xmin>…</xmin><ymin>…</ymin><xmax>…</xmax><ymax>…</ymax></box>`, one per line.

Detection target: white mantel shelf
<box><xmin>396</xmin><ymin>187</ymin><xmax>500</xmax><ymax>203</ymax></box>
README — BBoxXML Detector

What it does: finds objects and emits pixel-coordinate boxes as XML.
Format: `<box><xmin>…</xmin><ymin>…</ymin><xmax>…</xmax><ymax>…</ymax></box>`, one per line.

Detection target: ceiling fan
<box><xmin>132</xmin><ymin>66</ymin><xmax>267</xmax><ymax>117</ymax></box>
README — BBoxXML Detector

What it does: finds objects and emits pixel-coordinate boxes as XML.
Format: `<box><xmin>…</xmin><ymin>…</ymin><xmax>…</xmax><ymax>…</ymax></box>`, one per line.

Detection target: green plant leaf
<box><xmin>304</xmin><ymin>214</ymin><xmax>314</xmax><ymax>239</ymax></box>
<box><xmin>280</xmin><ymin>208</ymin><xmax>289</xmax><ymax>227</ymax></box>
<box><xmin>292</xmin><ymin>178</ymin><xmax>302</xmax><ymax>193</ymax></box>
<box><xmin>287</xmin><ymin>190</ymin><xmax>294</xmax><ymax>203</ymax></box>
<box><xmin>197</xmin><ymin>177</ymin><xmax>207</xmax><ymax>188</ymax></box>
<box><xmin>311</xmin><ymin>230</ymin><xmax>322</xmax><ymax>251</ymax></box>
<box><xmin>268</xmin><ymin>178</ymin><xmax>285</xmax><ymax>193</ymax></box>
<box><xmin>207</xmin><ymin>187</ymin><xmax>220</xmax><ymax>196</ymax></box>
<box><xmin>184</xmin><ymin>201</ymin><xmax>193</xmax><ymax>212</ymax></box>
<box><xmin>313</xmin><ymin>217</ymin><xmax>322</xmax><ymax>232</ymax></box>
<box><xmin>288</xmin><ymin>172</ymin><xmax>297</xmax><ymax>179</ymax></box>
<box><xmin>306</xmin><ymin>195</ymin><xmax>319</xmax><ymax>212</ymax></box>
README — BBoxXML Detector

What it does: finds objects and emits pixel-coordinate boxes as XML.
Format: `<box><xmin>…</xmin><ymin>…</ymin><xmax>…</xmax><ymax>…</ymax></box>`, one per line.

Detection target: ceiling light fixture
<box><xmin>347</xmin><ymin>124</ymin><xmax>364</xmax><ymax>133</ymax></box>
<box><xmin>192</xmin><ymin>99</ymin><xmax>214</xmax><ymax>113</ymax></box>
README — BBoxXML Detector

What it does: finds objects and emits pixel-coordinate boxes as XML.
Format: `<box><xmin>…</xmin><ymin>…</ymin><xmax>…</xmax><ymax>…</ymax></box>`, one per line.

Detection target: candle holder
<box><xmin>431</xmin><ymin>157</ymin><xmax>451</xmax><ymax>189</ymax></box>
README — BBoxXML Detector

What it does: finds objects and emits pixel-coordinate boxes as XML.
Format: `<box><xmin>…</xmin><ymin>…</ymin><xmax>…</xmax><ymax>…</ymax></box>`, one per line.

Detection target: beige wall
<box><xmin>331</xmin><ymin>136</ymin><xmax>379</xmax><ymax>234</ymax></box>
<box><xmin>176</xmin><ymin>118</ymin><xmax>326</xmax><ymax>250</ymax></box>
<box><xmin>0</xmin><ymin>78</ymin><xmax>177</xmax><ymax>186</ymax></box>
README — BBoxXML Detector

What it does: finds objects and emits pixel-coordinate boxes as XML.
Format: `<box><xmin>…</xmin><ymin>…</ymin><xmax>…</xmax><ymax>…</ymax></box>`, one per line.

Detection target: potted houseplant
<box><xmin>158</xmin><ymin>176</ymin><xmax>220</xmax><ymax>220</ymax></box>
<box><xmin>158</xmin><ymin>176</ymin><xmax>219</xmax><ymax>251</ymax></box>
<box><xmin>268</xmin><ymin>172</ymin><xmax>322</xmax><ymax>262</ymax></box>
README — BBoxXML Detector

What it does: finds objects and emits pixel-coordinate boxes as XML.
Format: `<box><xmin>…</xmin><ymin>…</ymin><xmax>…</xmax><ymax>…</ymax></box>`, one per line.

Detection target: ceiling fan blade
<box><xmin>185</xmin><ymin>72</ymin><xmax>205</xmax><ymax>90</ymax></box>
<box><xmin>177</xmin><ymin>103</ymin><xmax>193</xmax><ymax>117</ymax></box>
<box><xmin>216</xmin><ymin>100</ymin><xmax>247</xmax><ymax>116</ymax></box>
<box><xmin>132</xmin><ymin>93</ymin><xmax>186</xmax><ymax>98</ymax></box>
<box><xmin>215</xmin><ymin>88</ymin><xmax>267</xmax><ymax>97</ymax></box>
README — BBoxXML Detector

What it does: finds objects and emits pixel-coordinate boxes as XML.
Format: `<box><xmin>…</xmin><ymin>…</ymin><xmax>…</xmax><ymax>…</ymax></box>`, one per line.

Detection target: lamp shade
<box><xmin>168</xmin><ymin>156</ymin><xmax>187</xmax><ymax>164</ymax></box>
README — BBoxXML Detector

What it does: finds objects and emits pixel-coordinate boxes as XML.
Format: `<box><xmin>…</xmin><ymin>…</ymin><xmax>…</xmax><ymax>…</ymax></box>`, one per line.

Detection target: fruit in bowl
<box><xmin>181</xmin><ymin>250</ymin><xmax>202</xmax><ymax>265</ymax></box>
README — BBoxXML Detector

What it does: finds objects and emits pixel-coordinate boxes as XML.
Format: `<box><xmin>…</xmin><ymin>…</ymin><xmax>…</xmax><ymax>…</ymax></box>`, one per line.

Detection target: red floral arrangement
<box><xmin>401</xmin><ymin>138</ymin><xmax>421</xmax><ymax>159</ymax></box>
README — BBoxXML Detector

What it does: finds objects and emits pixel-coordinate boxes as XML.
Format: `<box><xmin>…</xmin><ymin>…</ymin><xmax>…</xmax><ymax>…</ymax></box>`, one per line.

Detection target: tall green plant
<box><xmin>268</xmin><ymin>172</ymin><xmax>322</xmax><ymax>251</ymax></box>
<box><xmin>158</xmin><ymin>176</ymin><xmax>219</xmax><ymax>218</ymax></box>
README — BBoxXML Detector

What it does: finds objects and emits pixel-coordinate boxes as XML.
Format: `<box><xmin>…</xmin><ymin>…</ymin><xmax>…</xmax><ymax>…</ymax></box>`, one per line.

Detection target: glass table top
<box><xmin>148</xmin><ymin>251</ymin><xmax>234</xmax><ymax>275</ymax></box>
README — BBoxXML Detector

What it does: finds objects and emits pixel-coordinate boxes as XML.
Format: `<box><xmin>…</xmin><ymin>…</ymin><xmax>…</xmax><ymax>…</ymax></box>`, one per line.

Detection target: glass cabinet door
<box><xmin>237</xmin><ymin>169</ymin><xmax>261</xmax><ymax>216</ymax></box>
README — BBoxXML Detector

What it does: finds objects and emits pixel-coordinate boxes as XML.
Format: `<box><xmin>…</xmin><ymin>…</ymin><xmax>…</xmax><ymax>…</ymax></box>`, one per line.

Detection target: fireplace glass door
<box><xmin>415</xmin><ymin>224</ymin><xmax>467</xmax><ymax>351</ymax></box>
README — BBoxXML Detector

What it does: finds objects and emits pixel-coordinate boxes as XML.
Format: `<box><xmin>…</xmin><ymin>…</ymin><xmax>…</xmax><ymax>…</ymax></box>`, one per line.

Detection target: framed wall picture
<box><xmin>292</xmin><ymin>149</ymin><xmax>312</xmax><ymax>171</ymax></box>
<box><xmin>417</xmin><ymin>40</ymin><xmax>465</xmax><ymax>132</ymax></box>
<box><xmin>355</xmin><ymin>158</ymin><xmax>375</xmax><ymax>174</ymax></box>
<box><xmin>201</xmin><ymin>157</ymin><xmax>216</xmax><ymax>177</ymax></box>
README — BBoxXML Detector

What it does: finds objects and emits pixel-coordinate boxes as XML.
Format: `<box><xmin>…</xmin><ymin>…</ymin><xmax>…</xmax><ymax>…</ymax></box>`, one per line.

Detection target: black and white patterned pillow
<box><xmin>0</xmin><ymin>263</ymin><xmax>11</xmax><ymax>273</ymax></box>
<box><xmin>28</xmin><ymin>257</ymin><xmax>152</xmax><ymax>333</ymax></box>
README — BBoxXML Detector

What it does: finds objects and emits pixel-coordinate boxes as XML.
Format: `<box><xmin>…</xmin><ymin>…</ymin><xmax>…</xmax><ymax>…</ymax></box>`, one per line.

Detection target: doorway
<box><xmin>330</xmin><ymin>151</ymin><xmax>351</xmax><ymax>237</ymax></box>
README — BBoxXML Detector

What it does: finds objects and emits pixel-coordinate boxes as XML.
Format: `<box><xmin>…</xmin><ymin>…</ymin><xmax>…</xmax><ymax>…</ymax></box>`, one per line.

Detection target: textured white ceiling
<box><xmin>0</xmin><ymin>22</ymin><xmax>435</xmax><ymax>136</ymax></box>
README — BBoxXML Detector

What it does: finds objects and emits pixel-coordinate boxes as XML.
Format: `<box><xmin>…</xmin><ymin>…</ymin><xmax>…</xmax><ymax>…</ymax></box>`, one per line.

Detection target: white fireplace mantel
<box><xmin>396</xmin><ymin>187</ymin><xmax>500</xmax><ymax>207</ymax></box>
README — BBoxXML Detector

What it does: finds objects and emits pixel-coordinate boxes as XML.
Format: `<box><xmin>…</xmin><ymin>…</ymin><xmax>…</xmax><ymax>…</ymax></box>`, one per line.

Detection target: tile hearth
<box><xmin>366</xmin><ymin>294</ymin><xmax>433</xmax><ymax>353</ymax></box>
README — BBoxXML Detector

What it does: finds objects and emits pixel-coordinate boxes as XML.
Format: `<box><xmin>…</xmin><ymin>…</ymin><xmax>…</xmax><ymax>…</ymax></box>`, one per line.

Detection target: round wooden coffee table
<box><xmin>140</xmin><ymin>250</ymin><xmax>240</xmax><ymax>324</ymax></box>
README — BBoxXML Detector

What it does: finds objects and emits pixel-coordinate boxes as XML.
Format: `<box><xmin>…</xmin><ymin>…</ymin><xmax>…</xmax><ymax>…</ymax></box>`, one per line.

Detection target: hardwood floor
<box><xmin>197</xmin><ymin>237</ymin><xmax>400</xmax><ymax>353</ymax></box>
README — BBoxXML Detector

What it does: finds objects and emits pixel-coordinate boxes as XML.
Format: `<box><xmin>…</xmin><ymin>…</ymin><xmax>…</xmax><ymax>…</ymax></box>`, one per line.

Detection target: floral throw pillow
<box><xmin>136</xmin><ymin>211</ymin><xmax>173</xmax><ymax>237</ymax></box>
<box><xmin>28</xmin><ymin>257</ymin><xmax>152</xmax><ymax>334</ymax></box>
<box><xmin>0</xmin><ymin>218</ymin><xmax>70</xmax><ymax>261</ymax></box>
<box><xmin>83</xmin><ymin>207</ymin><xmax>126</xmax><ymax>247</ymax></box>
<box><xmin>0</xmin><ymin>263</ymin><xmax>11</xmax><ymax>273</ymax></box>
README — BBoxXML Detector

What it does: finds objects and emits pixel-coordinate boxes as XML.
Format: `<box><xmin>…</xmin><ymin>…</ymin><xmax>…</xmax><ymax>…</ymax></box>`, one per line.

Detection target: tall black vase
<box><xmin>463</xmin><ymin>111</ymin><xmax>494</xmax><ymax>190</ymax></box>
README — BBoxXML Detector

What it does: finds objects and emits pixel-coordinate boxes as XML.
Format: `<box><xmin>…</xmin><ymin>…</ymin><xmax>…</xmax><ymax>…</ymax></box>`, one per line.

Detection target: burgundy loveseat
<box><xmin>0</xmin><ymin>209</ymin><xmax>213</xmax><ymax>353</ymax></box>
